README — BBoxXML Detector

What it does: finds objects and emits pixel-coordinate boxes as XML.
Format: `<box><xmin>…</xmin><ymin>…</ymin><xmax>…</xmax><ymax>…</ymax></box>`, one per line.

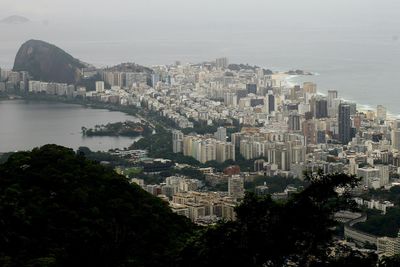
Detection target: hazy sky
<box><xmin>2</xmin><ymin>0</ymin><xmax>400</xmax><ymax>28</ymax></box>
<box><xmin>1</xmin><ymin>0</ymin><xmax>400</xmax><ymax>114</ymax></box>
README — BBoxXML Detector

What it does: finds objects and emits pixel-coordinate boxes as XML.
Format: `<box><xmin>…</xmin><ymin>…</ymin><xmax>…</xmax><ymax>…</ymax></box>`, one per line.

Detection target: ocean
<box><xmin>1</xmin><ymin>20</ymin><xmax>399</xmax><ymax>116</ymax></box>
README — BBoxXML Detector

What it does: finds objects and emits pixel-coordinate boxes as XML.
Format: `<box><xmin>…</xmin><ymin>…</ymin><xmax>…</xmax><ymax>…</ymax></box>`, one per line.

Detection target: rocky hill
<box><xmin>13</xmin><ymin>39</ymin><xmax>87</xmax><ymax>84</ymax></box>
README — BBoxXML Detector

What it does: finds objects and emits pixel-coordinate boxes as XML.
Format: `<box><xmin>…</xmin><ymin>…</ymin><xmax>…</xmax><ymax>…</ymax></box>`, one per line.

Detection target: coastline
<box><xmin>281</xmin><ymin>73</ymin><xmax>400</xmax><ymax>120</ymax></box>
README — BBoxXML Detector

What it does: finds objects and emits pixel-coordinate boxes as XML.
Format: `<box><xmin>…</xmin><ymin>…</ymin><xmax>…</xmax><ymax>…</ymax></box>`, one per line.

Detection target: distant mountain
<box><xmin>1</xmin><ymin>15</ymin><xmax>30</xmax><ymax>24</ymax></box>
<box><xmin>13</xmin><ymin>39</ymin><xmax>87</xmax><ymax>84</ymax></box>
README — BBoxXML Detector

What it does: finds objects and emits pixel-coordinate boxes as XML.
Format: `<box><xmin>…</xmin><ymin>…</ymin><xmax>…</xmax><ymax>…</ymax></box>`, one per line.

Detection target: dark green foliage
<box><xmin>0</xmin><ymin>152</ymin><xmax>13</xmax><ymax>164</ymax></box>
<box><xmin>135</xmin><ymin>172</ymin><xmax>165</xmax><ymax>185</ymax></box>
<box><xmin>0</xmin><ymin>145</ymin><xmax>193</xmax><ymax>267</ymax></box>
<box><xmin>131</xmin><ymin>126</ymin><xmax>200</xmax><ymax>165</ymax></box>
<box><xmin>76</xmin><ymin>73</ymin><xmax>103</xmax><ymax>91</ymax></box>
<box><xmin>201</xmin><ymin>153</ymin><xmax>258</xmax><ymax>172</ymax></box>
<box><xmin>177</xmin><ymin>173</ymin><xmax>362</xmax><ymax>267</ymax></box>
<box><xmin>354</xmin><ymin>207</ymin><xmax>400</xmax><ymax>237</ymax></box>
<box><xmin>231</xmin><ymin>151</ymin><xmax>259</xmax><ymax>171</ymax></box>
<box><xmin>182</xmin><ymin>124</ymin><xmax>218</xmax><ymax>135</ymax></box>
<box><xmin>169</xmin><ymin>167</ymin><xmax>206</xmax><ymax>181</ymax></box>
<box><xmin>210</xmin><ymin>182</ymin><xmax>228</xmax><ymax>191</ymax></box>
<box><xmin>379</xmin><ymin>254</ymin><xmax>400</xmax><ymax>267</ymax></box>
<box><xmin>227</xmin><ymin>63</ymin><xmax>273</xmax><ymax>74</ymax></box>
<box><xmin>140</xmin><ymin>167</ymin><xmax>207</xmax><ymax>188</ymax></box>
<box><xmin>182</xmin><ymin>119</ymin><xmax>240</xmax><ymax>136</ymax></box>
<box><xmin>354</xmin><ymin>186</ymin><xmax>400</xmax><ymax>237</ymax></box>
<box><xmin>0</xmin><ymin>147</ymin><xmax>392</xmax><ymax>266</ymax></box>
<box><xmin>314</xmin><ymin>244</ymin><xmax>377</xmax><ymax>267</ymax></box>
<box><xmin>82</xmin><ymin>121</ymin><xmax>152</xmax><ymax>137</ymax></box>
<box><xmin>105</xmin><ymin>62</ymin><xmax>153</xmax><ymax>75</ymax></box>
<box><xmin>263</xmin><ymin>69</ymin><xmax>274</xmax><ymax>75</ymax></box>
<box><xmin>77</xmin><ymin>146</ymin><xmax>132</xmax><ymax>167</ymax></box>
<box><xmin>245</xmin><ymin>175</ymin><xmax>308</xmax><ymax>194</ymax></box>
<box><xmin>361</xmin><ymin>186</ymin><xmax>400</xmax><ymax>205</ymax></box>
<box><xmin>129</xmin><ymin>127</ymin><xmax>170</xmax><ymax>156</ymax></box>
<box><xmin>363</xmin><ymin>242</ymin><xmax>377</xmax><ymax>250</ymax></box>
<box><xmin>141</xmin><ymin>110</ymin><xmax>180</xmax><ymax>130</ymax></box>
<box><xmin>131</xmin><ymin>126</ymin><xmax>261</xmax><ymax>171</ymax></box>
<box><xmin>175</xmin><ymin>167</ymin><xmax>205</xmax><ymax>180</ymax></box>
<box><xmin>286</xmin><ymin>70</ymin><xmax>311</xmax><ymax>75</ymax></box>
<box><xmin>13</xmin><ymin>40</ymin><xmax>85</xmax><ymax>84</ymax></box>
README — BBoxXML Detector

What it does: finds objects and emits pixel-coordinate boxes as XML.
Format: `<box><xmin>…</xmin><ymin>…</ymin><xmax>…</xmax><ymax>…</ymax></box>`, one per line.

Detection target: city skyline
<box><xmin>2</xmin><ymin>1</ymin><xmax>400</xmax><ymax>264</ymax></box>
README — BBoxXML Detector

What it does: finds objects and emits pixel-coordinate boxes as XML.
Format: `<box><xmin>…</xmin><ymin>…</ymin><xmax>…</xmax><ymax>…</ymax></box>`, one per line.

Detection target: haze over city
<box><xmin>1</xmin><ymin>1</ymin><xmax>400</xmax><ymax>266</ymax></box>
<box><xmin>2</xmin><ymin>0</ymin><xmax>400</xmax><ymax>113</ymax></box>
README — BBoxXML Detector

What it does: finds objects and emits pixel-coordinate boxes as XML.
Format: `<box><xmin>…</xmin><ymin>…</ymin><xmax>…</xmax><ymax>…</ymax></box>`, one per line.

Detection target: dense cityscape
<box><xmin>1</xmin><ymin>52</ymin><xmax>400</xmax><ymax>261</ymax></box>
<box><xmin>3</xmin><ymin>0</ymin><xmax>400</xmax><ymax>264</ymax></box>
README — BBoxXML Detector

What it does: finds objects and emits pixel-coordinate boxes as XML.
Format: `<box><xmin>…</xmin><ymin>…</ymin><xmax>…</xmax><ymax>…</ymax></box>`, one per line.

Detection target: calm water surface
<box><xmin>1</xmin><ymin>18</ymin><xmax>400</xmax><ymax>114</ymax></box>
<box><xmin>0</xmin><ymin>100</ymin><xmax>140</xmax><ymax>152</ymax></box>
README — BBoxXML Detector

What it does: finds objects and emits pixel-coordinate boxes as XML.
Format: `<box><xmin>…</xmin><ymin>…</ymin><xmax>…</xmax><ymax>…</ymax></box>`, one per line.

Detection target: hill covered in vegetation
<box><xmin>1</xmin><ymin>145</ymin><xmax>400</xmax><ymax>266</ymax></box>
<box><xmin>0</xmin><ymin>145</ymin><xmax>193</xmax><ymax>267</ymax></box>
<box><xmin>13</xmin><ymin>40</ymin><xmax>86</xmax><ymax>84</ymax></box>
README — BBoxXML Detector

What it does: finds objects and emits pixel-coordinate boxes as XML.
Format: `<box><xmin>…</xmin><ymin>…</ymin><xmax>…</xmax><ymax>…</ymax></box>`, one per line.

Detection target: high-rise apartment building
<box><xmin>338</xmin><ymin>103</ymin><xmax>352</xmax><ymax>145</ymax></box>
<box><xmin>216</xmin><ymin>141</ymin><xmax>235</xmax><ymax>163</ymax></box>
<box><xmin>215</xmin><ymin>57</ymin><xmax>229</xmax><ymax>69</ymax></box>
<box><xmin>95</xmin><ymin>81</ymin><xmax>105</xmax><ymax>92</ymax></box>
<box><xmin>214</xmin><ymin>127</ymin><xmax>227</xmax><ymax>142</ymax></box>
<box><xmin>303</xmin><ymin>82</ymin><xmax>317</xmax><ymax>94</ymax></box>
<box><xmin>288</xmin><ymin>112</ymin><xmax>301</xmax><ymax>132</ymax></box>
<box><xmin>357</xmin><ymin>167</ymin><xmax>380</xmax><ymax>187</ymax></box>
<box><xmin>394</xmin><ymin>120</ymin><xmax>400</xmax><ymax>130</ymax></box>
<box><xmin>246</xmin><ymin>83</ymin><xmax>257</xmax><ymax>94</ymax></box>
<box><xmin>172</xmin><ymin>130</ymin><xmax>184</xmax><ymax>153</ymax></box>
<box><xmin>181</xmin><ymin>135</ymin><xmax>234</xmax><ymax>163</ymax></box>
<box><xmin>377</xmin><ymin>105</ymin><xmax>387</xmax><ymax>122</ymax></box>
<box><xmin>377</xmin><ymin>165</ymin><xmax>390</xmax><ymax>187</ymax></box>
<box><xmin>327</xmin><ymin>90</ymin><xmax>338</xmax><ymax>117</ymax></box>
<box><xmin>392</xmin><ymin>130</ymin><xmax>400</xmax><ymax>151</ymax></box>
<box><xmin>224</xmin><ymin>92</ymin><xmax>238</xmax><ymax>107</ymax></box>
<box><xmin>349</xmin><ymin>102</ymin><xmax>357</xmax><ymax>115</ymax></box>
<box><xmin>268</xmin><ymin>94</ymin><xmax>275</xmax><ymax>114</ymax></box>
<box><xmin>228</xmin><ymin>175</ymin><xmax>244</xmax><ymax>199</ymax></box>
<box><xmin>315</xmin><ymin>98</ymin><xmax>328</xmax><ymax>118</ymax></box>
<box><xmin>302</xmin><ymin>120</ymin><xmax>316</xmax><ymax>145</ymax></box>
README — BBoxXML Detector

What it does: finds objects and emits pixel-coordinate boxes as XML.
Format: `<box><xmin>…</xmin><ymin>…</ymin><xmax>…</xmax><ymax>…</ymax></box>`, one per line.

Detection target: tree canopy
<box><xmin>0</xmin><ymin>145</ymin><xmax>193</xmax><ymax>267</ymax></box>
<box><xmin>1</xmin><ymin>146</ymin><xmax>400</xmax><ymax>266</ymax></box>
<box><xmin>176</xmin><ymin>173</ymin><xmax>378</xmax><ymax>267</ymax></box>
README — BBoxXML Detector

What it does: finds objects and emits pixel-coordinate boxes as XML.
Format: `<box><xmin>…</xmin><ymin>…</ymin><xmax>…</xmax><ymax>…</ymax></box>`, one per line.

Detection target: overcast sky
<box><xmin>2</xmin><ymin>0</ymin><xmax>400</xmax><ymax>28</ymax></box>
<box><xmin>2</xmin><ymin>0</ymin><xmax>400</xmax><ymax>68</ymax></box>
<box><xmin>2</xmin><ymin>0</ymin><xmax>400</xmax><ymax>114</ymax></box>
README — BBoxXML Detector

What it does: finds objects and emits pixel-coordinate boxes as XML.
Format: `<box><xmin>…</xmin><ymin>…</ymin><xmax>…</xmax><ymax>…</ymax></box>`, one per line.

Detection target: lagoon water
<box><xmin>0</xmin><ymin>100</ymin><xmax>140</xmax><ymax>152</ymax></box>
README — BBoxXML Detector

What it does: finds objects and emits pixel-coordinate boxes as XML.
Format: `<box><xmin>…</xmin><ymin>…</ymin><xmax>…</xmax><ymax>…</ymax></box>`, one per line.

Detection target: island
<box><xmin>285</xmin><ymin>69</ymin><xmax>313</xmax><ymax>75</ymax></box>
<box><xmin>81</xmin><ymin>120</ymin><xmax>152</xmax><ymax>137</ymax></box>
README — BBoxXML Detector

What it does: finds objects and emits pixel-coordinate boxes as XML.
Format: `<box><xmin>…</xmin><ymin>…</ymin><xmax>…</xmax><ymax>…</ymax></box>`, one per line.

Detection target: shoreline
<box><xmin>3</xmin><ymin>94</ymin><xmax>167</xmax><ymax>130</ymax></box>
<box><xmin>0</xmin><ymin>98</ymin><xmax>143</xmax><ymax>153</ymax></box>
<box><xmin>281</xmin><ymin>73</ymin><xmax>400</xmax><ymax>120</ymax></box>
